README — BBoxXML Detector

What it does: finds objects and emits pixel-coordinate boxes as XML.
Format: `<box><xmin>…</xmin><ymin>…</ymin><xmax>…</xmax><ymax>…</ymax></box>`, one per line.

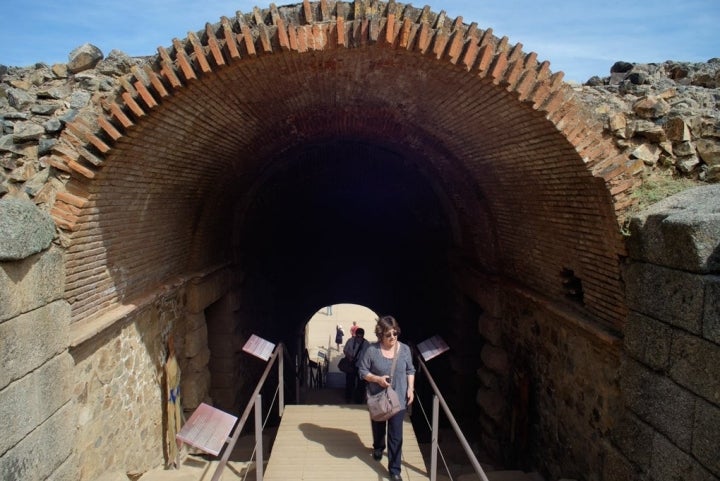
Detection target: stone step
<box><xmin>486</xmin><ymin>470</ymin><xmax>545</xmax><ymax>481</ymax></box>
<box><xmin>448</xmin><ymin>470</ymin><xmax>545</xmax><ymax>481</ymax></box>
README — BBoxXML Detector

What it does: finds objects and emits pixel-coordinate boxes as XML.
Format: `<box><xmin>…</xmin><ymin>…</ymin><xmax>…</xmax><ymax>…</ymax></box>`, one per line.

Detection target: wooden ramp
<box><xmin>264</xmin><ymin>404</ymin><xmax>429</xmax><ymax>481</ymax></box>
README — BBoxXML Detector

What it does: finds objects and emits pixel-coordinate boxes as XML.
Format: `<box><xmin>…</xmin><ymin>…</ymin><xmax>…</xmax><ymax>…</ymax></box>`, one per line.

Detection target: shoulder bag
<box><xmin>338</xmin><ymin>339</ymin><xmax>362</xmax><ymax>374</ymax></box>
<box><xmin>366</xmin><ymin>342</ymin><xmax>402</xmax><ymax>421</ymax></box>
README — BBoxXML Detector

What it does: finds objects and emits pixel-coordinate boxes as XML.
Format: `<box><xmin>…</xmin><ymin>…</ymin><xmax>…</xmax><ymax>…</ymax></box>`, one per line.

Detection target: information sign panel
<box><xmin>176</xmin><ymin>403</ymin><xmax>238</xmax><ymax>456</ymax></box>
<box><xmin>242</xmin><ymin>334</ymin><xmax>276</xmax><ymax>361</ymax></box>
<box><xmin>417</xmin><ymin>335</ymin><xmax>450</xmax><ymax>361</ymax></box>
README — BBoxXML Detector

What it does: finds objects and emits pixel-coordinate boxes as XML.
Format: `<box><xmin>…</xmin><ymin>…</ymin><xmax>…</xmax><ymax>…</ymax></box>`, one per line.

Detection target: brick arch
<box><xmin>50</xmin><ymin>1</ymin><xmax>632</xmax><ymax>331</ymax></box>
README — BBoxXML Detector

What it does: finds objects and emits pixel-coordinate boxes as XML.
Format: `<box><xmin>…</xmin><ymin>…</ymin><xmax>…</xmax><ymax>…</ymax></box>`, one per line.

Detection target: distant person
<box><xmin>343</xmin><ymin>327</ymin><xmax>369</xmax><ymax>402</ymax></box>
<box><xmin>335</xmin><ymin>324</ymin><xmax>344</xmax><ymax>351</ymax></box>
<box><xmin>350</xmin><ymin>321</ymin><xmax>358</xmax><ymax>337</ymax></box>
<box><xmin>359</xmin><ymin>316</ymin><xmax>415</xmax><ymax>481</ymax></box>
<box><xmin>325</xmin><ymin>305</ymin><xmax>333</xmax><ymax>315</ymax></box>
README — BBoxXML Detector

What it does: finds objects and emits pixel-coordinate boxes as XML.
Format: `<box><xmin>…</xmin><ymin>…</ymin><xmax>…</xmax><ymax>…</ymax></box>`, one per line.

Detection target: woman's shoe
<box><xmin>390</xmin><ymin>474</ymin><xmax>403</xmax><ymax>481</ymax></box>
<box><xmin>372</xmin><ymin>448</ymin><xmax>383</xmax><ymax>460</ymax></box>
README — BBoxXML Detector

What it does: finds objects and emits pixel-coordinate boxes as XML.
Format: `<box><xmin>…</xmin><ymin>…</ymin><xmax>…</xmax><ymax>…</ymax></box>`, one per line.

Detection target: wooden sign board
<box><xmin>417</xmin><ymin>335</ymin><xmax>450</xmax><ymax>362</ymax></box>
<box><xmin>242</xmin><ymin>334</ymin><xmax>276</xmax><ymax>361</ymax></box>
<box><xmin>176</xmin><ymin>403</ymin><xmax>238</xmax><ymax>456</ymax></box>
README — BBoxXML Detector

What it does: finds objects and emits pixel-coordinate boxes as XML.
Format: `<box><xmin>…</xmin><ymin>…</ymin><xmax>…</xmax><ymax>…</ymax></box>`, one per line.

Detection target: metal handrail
<box><xmin>210</xmin><ymin>343</ymin><xmax>285</xmax><ymax>481</ymax></box>
<box><xmin>417</xmin><ymin>357</ymin><xmax>490</xmax><ymax>481</ymax></box>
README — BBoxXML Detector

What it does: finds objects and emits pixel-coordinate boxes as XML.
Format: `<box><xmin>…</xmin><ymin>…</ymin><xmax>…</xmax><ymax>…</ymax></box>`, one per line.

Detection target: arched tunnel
<box><xmin>39</xmin><ymin>1</ymin><xmax>650</xmax><ymax>479</ymax></box>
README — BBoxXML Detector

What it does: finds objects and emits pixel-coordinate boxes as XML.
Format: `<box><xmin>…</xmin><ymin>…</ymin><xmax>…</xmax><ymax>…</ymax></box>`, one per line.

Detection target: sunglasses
<box><xmin>384</xmin><ymin>331</ymin><xmax>398</xmax><ymax>338</ymax></box>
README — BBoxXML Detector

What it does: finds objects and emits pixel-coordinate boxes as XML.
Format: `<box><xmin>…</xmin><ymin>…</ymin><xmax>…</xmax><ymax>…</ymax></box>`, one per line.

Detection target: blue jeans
<box><xmin>371</xmin><ymin>409</ymin><xmax>405</xmax><ymax>476</ymax></box>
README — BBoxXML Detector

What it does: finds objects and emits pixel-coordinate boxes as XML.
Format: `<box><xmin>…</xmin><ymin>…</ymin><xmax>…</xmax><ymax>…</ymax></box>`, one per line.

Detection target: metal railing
<box><xmin>210</xmin><ymin>343</ymin><xmax>286</xmax><ymax>481</ymax></box>
<box><xmin>208</xmin><ymin>342</ymin><xmax>487</xmax><ymax>481</ymax></box>
<box><xmin>415</xmin><ymin>356</ymin><xmax>490</xmax><ymax>481</ymax></box>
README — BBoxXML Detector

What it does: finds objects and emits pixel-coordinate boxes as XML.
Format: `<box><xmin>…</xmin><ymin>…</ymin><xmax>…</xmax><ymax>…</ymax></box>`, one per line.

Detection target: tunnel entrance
<box><xmin>235</xmin><ymin>139</ymin><xmax>458</xmax><ymax>344</ymax></box>
<box><xmin>46</xmin><ymin>3</ymin><xmax>638</xmax><ymax>479</ymax></box>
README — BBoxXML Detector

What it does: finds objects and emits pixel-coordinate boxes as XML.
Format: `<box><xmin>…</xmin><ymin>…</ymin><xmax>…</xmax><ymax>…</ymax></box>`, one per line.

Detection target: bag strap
<box><xmin>389</xmin><ymin>342</ymin><xmax>400</xmax><ymax>383</ymax></box>
<box><xmin>351</xmin><ymin>338</ymin><xmax>362</xmax><ymax>361</ymax></box>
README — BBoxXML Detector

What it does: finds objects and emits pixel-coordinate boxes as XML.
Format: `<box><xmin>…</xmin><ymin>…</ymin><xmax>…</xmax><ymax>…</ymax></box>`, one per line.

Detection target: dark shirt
<box><xmin>358</xmin><ymin>341</ymin><xmax>415</xmax><ymax>408</ymax></box>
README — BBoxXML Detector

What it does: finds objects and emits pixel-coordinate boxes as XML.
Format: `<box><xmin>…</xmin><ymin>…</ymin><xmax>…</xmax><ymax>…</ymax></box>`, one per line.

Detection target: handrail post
<box><xmin>278</xmin><ymin>344</ymin><xmax>284</xmax><ymax>416</ymax></box>
<box><xmin>255</xmin><ymin>394</ymin><xmax>264</xmax><ymax>481</ymax></box>
<box><xmin>418</xmin><ymin>358</ymin><xmax>490</xmax><ymax>481</ymax></box>
<box><xmin>210</xmin><ymin>344</ymin><xmax>282</xmax><ymax>481</ymax></box>
<box><xmin>431</xmin><ymin>394</ymin><xmax>439</xmax><ymax>481</ymax></box>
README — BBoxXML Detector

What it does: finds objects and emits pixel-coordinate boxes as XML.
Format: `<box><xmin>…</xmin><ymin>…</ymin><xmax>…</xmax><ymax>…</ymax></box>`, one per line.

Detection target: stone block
<box><xmin>480</xmin><ymin>344</ymin><xmax>509</xmax><ymax>375</ymax></box>
<box><xmin>186</xmin><ymin>268</ymin><xmax>231</xmax><ymax>313</ymax></box>
<box><xmin>669</xmin><ymin>331</ymin><xmax>720</xmax><ymax>403</ymax></box>
<box><xmin>602</xmin><ymin>444</ymin><xmax>640</xmax><ymax>481</ymax></box>
<box><xmin>208</xmin><ymin>355</ymin><xmax>236</xmax><ymax>373</ymax></box>
<box><xmin>46</xmin><ymin>454</ymin><xmax>79</xmax><ymax>481</ymax></box>
<box><xmin>704</xmin><ymin>276</ymin><xmax>720</xmax><ymax>344</ymax></box>
<box><xmin>0</xmin><ymin>300</ymin><xmax>70</xmax><ymax>390</ymax></box>
<box><xmin>184</xmin><ymin>323</ymin><xmax>208</xmax><ymax>358</ymax></box>
<box><xmin>624</xmin><ymin>263</ymin><xmax>704</xmax><ymax>333</ymax></box>
<box><xmin>620</xmin><ymin>358</ymin><xmax>695</xmax><ymax>449</ymax></box>
<box><xmin>623</xmin><ymin>311</ymin><xmax>672</xmax><ymax>370</ymax></box>
<box><xmin>92</xmin><ymin>471</ymin><xmax>131</xmax><ymax>481</ymax></box>
<box><xmin>186</xmin><ymin>346</ymin><xmax>211</xmax><ymax>374</ymax></box>
<box><xmin>0</xmin><ymin>401</ymin><xmax>75</xmax><ymax>481</ymax></box>
<box><xmin>0</xmin><ymin>198</ymin><xmax>55</xmax><ymax>261</ymax></box>
<box><xmin>625</xmin><ymin>184</ymin><xmax>720</xmax><ymax>273</ymax></box>
<box><xmin>611</xmin><ymin>411</ymin><xmax>654</xmax><ymax>470</ymax></box>
<box><xmin>650</xmin><ymin>433</ymin><xmax>716</xmax><ymax>481</ymax></box>
<box><xmin>184</xmin><ymin>311</ymin><xmax>206</xmax><ymax>332</ymax></box>
<box><xmin>476</xmin><ymin>366</ymin><xmax>500</xmax><ymax>390</ymax></box>
<box><xmin>476</xmin><ymin>386</ymin><xmax>505</xmax><ymax>422</ymax></box>
<box><xmin>693</xmin><ymin>397</ymin><xmax>720</xmax><ymax>476</ymax></box>
<box><xmin>478</xmin><ymin>313</ymin><xmax>503</xmax><ymax>346</ymax></box>
<box><xmin>182</xmin><ymin>368</ymin><xmax>211</xmax><ymax>409</ymax></box>
<box><xmin>0</xmin><ymin>352</ymin><xmax>73</xmax><ymax>456</ymax></box>
<box><xmin>209</xmin><ymin>388</ymin><xmax>236</xmax><ymax>411</ymax></box>
<box><xmin>0</xmin><ymin>246</ymin><xmax>64</xmax><ymax>322</ymax></box>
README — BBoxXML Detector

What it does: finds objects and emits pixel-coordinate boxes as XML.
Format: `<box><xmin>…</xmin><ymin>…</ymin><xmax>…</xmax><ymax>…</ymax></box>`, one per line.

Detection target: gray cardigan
<box><xmin>358</xmin><ymin>341</ymin><xmax>415</xmax><ymax>408</ymax></box>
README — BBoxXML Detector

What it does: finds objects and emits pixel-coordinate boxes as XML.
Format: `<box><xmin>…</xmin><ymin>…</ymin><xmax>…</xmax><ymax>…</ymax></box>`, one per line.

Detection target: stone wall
<box><xmin>473</xmin><ymin>287</ymin><xmax>622</xmax><ymax>481</ymax></box>
<box><xmin>66</xmin><ymin>265</ymin><xmax>228</xmax><ymax>481</ymax></box>
<box><xmin>70</xmin><ymin>302</ymin><xmax>172</xmax><ymax>481</ymax></box>
<box><xmin>607</xmin><ymin>184</ymin><xmax>720</xmax><ymax>481</ymax></box>
<box><xmin>0</xmin><ymin>194</ymin><xmax>229</xmax><ymax>480</ymax></box>
<box><xmin>0</xmin><ymin>245</ymin><xmax>76</xmax><ymax>480</ymax></box>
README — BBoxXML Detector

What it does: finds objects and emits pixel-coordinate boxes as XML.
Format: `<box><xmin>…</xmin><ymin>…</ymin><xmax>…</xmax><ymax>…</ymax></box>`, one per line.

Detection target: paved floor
<box><xmin>263</xmin><ymin>404</ymin><xmax>428</xmax><ymax>481</ymax></box>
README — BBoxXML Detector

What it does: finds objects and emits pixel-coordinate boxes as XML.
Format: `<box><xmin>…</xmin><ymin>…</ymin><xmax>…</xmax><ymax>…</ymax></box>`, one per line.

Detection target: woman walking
<box><xmin>358</xmin><ymin>315</ymin><xmax>415</xmax><ymax>481</ymax></box>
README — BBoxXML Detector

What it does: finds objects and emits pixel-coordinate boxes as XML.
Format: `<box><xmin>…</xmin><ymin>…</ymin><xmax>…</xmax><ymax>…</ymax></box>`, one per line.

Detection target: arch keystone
<box><xmin>236</xmin><ymin>12</ymin><xmax>258</xmax><ymax>56</ymax></box>
<box><xmin>97</xmin><ymin>115</ymin><xmax>122</xmax><ymax>141</ymax></box>
<box><xmin>205</xmin><ymin>23</ymin><xmax>226</xmax><ymax>67</ymax></box>
<box><xmin>120</xmin><ymin>91</ymin><xmax>146</xmax><ymax>118</ymax></box>
<box><xmin>398</xmin><ymin>17</ymin><xmax>412</xmax><ymax>49</ymax></box>
<box><xmin>489</xmin><ymin>50</ymin><xmax>509</xmax><ymax>84</ymax></box>
<box><xmin>258</xmin><ymin>23</ymin><xmax>274</xmax><ymax>53</ymax></box>
<box><xmin>187</xmin><ymin>31</ymin><xmax>212</xmax><ymax>73</ymax></box>
<box><xmin>416</xmin><ymin>22</ymin><xmax>432</xmax><ymax>53</ymax></box>
<box><xmin>138</xmin><ymin>65</ymin><xmax>170</xmax><ymax>98</ymax></box>
<box><xmin>303</xmin><ymin>0</ymin><xmax>313</xmax><ymax>23</ymax></box>
<box><xmin>220</xmin><ymin>17</ymin><xmax>241</xmax><ymax>59</ymax></box>
<box><xmin>384</xmin><ymin>13</ymin><xmax>396</xmax><ymax>44</ymax></box>
<box><xmin>132</xmin><ymin>78</ymin><xmax>159</xmax><ymax>109</ymax></box>
<box><xmin>172</xmin><ymin>38</ymin><xmax>198</xmax><ymax>80</ymax></box>
<box><xmin>336</xmin><ymin>16</ymin><xmax>346</xmax><ymax>46</ymax></box>
<box><xmin>108</xmin><ymin>101</ymin><xmax>135</xmax><ymax>128</ymax></box>
<box><xmin>157</xmin><ymin>46</ymin><xmax>184</xmax><ymax>88</ymax></box>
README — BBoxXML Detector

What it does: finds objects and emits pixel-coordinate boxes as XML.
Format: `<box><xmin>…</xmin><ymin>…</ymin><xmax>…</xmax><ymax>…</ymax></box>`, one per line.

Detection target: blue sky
<box><xmin>1</xmin><ymin>0</ymin><xmax>718</xmax><ymax>83</ymax></box>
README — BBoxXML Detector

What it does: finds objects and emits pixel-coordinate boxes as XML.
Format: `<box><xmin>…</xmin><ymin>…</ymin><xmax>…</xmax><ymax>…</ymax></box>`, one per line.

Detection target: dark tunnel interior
<box><xmin>234</xmin><ymin>139</ymin><xmax>468</xmax><ymax>348</ymax></box>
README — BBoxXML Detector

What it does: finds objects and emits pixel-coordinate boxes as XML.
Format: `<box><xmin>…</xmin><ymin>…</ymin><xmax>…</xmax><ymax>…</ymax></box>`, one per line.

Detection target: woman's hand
<box><xmin>407</xmin><ymin>388</ymin><xmax>414</xmax><ymax>405</ymax></box>
<box><xmin>375</xmin><ymin>375</ymin><xmax>391</xmax><ymax>388</ymax></box>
